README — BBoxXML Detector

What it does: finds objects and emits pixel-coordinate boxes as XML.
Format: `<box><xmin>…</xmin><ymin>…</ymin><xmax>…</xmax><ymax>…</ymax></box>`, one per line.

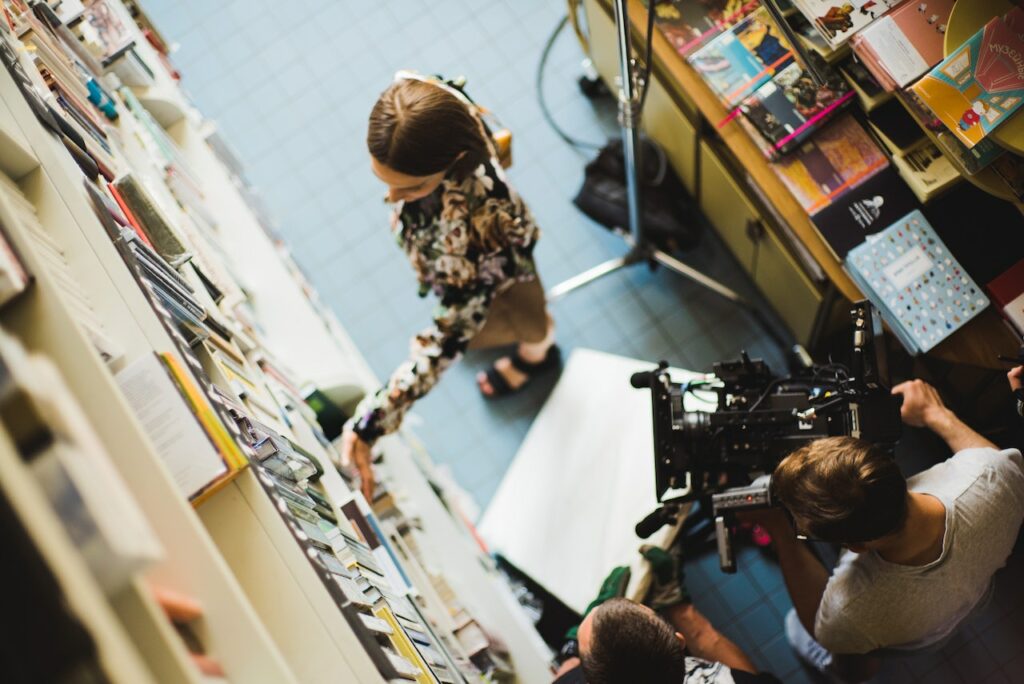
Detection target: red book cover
<box><xmin>987</xmin><ymin>258</ymin><xmax>1024</xmax><ymax>307</ymax></box>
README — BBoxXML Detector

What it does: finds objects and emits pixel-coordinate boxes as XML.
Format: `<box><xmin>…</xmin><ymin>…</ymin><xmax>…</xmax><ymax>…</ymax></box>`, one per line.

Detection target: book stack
<box><xmin>650</xmin><ymin>0</ymin><xmax>761</xmax><ymax>58</ymax></box>
<box><xmin>0</xmin><ymin>173</ymin><xmax>122</xmax><ymax>364</ymax></box>
<box><xmin>911</xmin><ymin>7</ymin><xmax>1024</xmax><ymax>149</ymax></box>
<box><xmin>687</xmin><ymin>6</ymin><xmax>853</xmax><ymax>156</ymax></box>
<box><xmin>845</xmin><ymin>209</ymin><xmax>989</xmax><ymax>354</ymax></box>
<box><xmin>851</xmin><ymin>0</ymin><xmax>955</xmax><ymax>91</ymax></box>
<box><xmin>0</xmin><ymin>330</ymin><xmax>162</xmax><ymax>592</ymax></box>
<box><xmin>791</xmin><ymin>0</ymin><xmax>907</xmax><ymax>49</ymax></box>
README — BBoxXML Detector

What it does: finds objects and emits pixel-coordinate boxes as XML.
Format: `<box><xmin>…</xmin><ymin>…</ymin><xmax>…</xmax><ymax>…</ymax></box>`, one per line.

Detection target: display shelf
<box><xmin>0</xmin><ymin>424</ymin><xmax>158</xmax><ymax>684</ymax></box>
<box><xmin>945</xmin><ymin>0</ymin><xmax>1024</xmax><ymax>156</ymax></box>
<box><xmin>198</xmin><ymin>469</ymin><xmax>383</xmax><ymax>684</ymax></box>
<box><xmin>131</xmin><ymin>84</ymin><xmax>187</xmax><ymax>128</ymax></box>
<box><xmin>0</xmin><ymin>49</ymin><xmax>296</xmax><ymax>684</ymax></box>
<box><xmin>0</xmin><ymin>96</ymin><xmax>37</xmax><ymax>181</ymax></box>
<box><xmin>588</xmin><ymin>0</ymin><xmax>1020</xmax><ymax>369</ymax></box>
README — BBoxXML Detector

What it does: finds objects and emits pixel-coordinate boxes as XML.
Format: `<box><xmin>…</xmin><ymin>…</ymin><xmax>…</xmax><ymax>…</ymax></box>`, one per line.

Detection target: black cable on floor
<box><xmin>537</xmin><ymin>15</ymin><xmax>604</xmax><ymax>152</ymax></box>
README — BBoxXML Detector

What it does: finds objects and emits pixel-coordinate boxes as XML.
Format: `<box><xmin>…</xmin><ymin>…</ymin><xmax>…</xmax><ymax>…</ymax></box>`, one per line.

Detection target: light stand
<box><xmin>549</xmin><ymin>0</ymin><xmax>748</xmax><ymax>305</ymax></box>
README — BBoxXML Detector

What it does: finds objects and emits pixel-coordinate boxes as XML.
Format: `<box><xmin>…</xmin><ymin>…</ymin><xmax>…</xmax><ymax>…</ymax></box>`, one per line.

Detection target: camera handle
<box><xmin>710</xmin><ymin>478</ymin><xmax>774</xmax><ymax>574</ymax></box>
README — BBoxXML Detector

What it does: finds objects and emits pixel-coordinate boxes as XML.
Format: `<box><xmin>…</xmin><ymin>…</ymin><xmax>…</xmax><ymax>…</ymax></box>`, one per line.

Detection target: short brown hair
<box><xmin>581</xmin><ymin>599</ymin><xmax>685</xmax><ymax>684</ymax></box>
<box><xmin>367</xmin><ymin>79</ymin><xmax>490</xmax><ymax>180</ymax></box>
<box><xmin>772</xmin><ymin>436</ymin><xmax>907</xmax><ymax>543</ymax></box>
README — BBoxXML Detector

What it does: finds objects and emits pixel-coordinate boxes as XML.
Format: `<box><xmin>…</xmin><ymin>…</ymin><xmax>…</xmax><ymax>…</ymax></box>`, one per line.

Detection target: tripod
<box><xmin>549</xmin><ymin>0</ymin><xmax>750</xmax><ymax>306</ymax></box>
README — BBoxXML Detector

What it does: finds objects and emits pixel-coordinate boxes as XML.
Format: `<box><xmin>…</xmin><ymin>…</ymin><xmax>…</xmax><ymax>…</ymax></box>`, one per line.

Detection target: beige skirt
<box><xmin>468</xmin><ymin>276</ymin><xmax>549</xmax><ymax>350</ymax></box>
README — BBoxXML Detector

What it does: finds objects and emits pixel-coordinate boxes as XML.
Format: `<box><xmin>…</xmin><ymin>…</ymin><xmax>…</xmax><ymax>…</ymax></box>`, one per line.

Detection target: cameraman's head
<box><xmin>773</xmin><ymin>436</ymin><xmax>908</xmax><ymax>552</ymax></box>
<box><xmin>578</xmin><ymin>598</ymin><xmax>685</xmax><ymax>684</ymax></box>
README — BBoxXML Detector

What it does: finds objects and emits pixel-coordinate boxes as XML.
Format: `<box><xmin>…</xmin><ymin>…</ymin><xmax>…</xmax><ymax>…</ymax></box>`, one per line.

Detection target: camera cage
<box><xmin>635</xmin><ymin>301</ymin><xmax>903</xmax><ymax>507</ymax></box>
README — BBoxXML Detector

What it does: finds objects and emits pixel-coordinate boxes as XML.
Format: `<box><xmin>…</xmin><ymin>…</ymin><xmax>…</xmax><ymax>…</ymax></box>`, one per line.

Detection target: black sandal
<box><xmin>481</xmin><ymin>345</ymin><xmax>562</xmax><ymax>399</ymax></box>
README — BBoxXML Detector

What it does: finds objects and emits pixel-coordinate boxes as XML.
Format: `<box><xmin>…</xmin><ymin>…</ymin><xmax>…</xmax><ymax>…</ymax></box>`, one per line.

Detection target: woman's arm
<box><xmin>347</xmin><ymin>286</ymin><xmax>493</xmax><ymax>445</ymax></box>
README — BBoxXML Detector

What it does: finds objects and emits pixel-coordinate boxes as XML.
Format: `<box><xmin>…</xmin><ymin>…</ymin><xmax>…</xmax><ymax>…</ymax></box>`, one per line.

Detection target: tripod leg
<box><xmin>649</xmin><ymin>248</ymin><xmax>747</xmax><ymax>304</ymax></box>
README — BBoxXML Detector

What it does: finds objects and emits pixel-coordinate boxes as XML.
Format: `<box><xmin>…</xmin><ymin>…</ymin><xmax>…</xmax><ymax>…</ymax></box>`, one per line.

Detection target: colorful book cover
<box><xmin>845</xmin><ymin>210</ymin><xmax>989</xmax><ymax>354</ymax></box>
<box><xmin>687</xmin><ymin>7</ymin><xmax>794</xmax><ymax>107</ymax></box>
<box><xmin>910</xmin><ymin>12</ymin><xmax>1024</xmax><ymax>148</ymax></box>
<box><xmin>738</xmin><ymin>62</ymin><xmax>854</xmax><ymax>155</ymax></box>
<box><xmin>650</xmin><ymin>0</ymin><xmax>759</xmax><ymax>57</ymax></box>
<box><xmin>897</xmin><ymin>90</ymin><xmax>1005</xmax><ymax>174</ymax></box>
<box><xmin>852</xmin><ymin>0</ymin><xmax>954</xmax><ymax>89</ymax></box>
<box><xmin>811</xmin><ymin>166</ymin><xmax>919</xmax><ymax>260</ymax></box>
<box><xmin>772</xmin><ymin>113</ymin><xmax>889</xmax><ymax>214</ymax></box>
<box><xmin>793</xmin><ymin>0</ymin><xmax>907</xmax><ymax>48</ymax></box>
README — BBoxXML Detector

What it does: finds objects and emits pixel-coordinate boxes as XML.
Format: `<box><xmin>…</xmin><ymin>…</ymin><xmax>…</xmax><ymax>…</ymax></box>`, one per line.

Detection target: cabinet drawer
<box><xmin>699</xmin><ymin>142</ymin><xmax>822</xmax><ymax>342</ymax></box>
<box><xmin>643</xmin><ymin>77</ymin><xmax>697</xmax><ymax>196</ymax></box>
<box><xmin>699</xmin><ymin>142</ymin><xmax>757</xmax><ymax>269</ymax></box>
<box><xmin>754</xmin><ymin>228</ymin><xmax>822</xmax><ymax>343</ymax></box>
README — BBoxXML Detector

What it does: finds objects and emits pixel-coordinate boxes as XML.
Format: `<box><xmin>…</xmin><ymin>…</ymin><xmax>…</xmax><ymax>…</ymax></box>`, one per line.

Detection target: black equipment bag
<box><xmin>573</xmin><ymin>137</ymin><xmax>700</xmax><ymax>251</ymax></box>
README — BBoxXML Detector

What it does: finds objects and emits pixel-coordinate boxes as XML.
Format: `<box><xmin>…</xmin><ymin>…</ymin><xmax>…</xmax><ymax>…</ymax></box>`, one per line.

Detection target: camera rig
<box><xmin>632</xmin><ymin>301</ymin><xmax>903</xmax><ymax>572</ymax></box>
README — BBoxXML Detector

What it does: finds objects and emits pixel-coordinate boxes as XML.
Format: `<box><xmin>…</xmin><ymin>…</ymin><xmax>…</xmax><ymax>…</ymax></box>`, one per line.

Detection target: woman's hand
<box><xmin>891</xmin><ymin>379</ymin><xmax>951</xmax><ymax>430</ymax></box>
<box><xmin>1008</xmin><ymin>366</ymin><xmax>1023</xmax><ymax>393</ymax></box>
<box><xmin>342</xmin><ymin>429</ymin><xmax>376</xmax><ymax>502</ymax></box>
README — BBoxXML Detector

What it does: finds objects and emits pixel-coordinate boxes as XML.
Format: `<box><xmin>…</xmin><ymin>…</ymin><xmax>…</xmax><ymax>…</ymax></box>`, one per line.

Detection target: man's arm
<box><xmin>663</xmin><ymin>603</ymin><xmax>757</xmax><ymax>674</ymax></box>
<box><xmin>891</xmin><ymin>379</ymin><xmax>997</xmax><ymax>453</ymax></box>
<box><xmin>740</xmin><ymin>510</ymin><xmax>830</xmax><ymax>637</ymax></box>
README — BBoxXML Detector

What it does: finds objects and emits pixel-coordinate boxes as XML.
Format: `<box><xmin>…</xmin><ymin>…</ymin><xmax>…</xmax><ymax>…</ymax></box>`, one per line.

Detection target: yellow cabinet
<box><xmin>699</xmin><ymin>142</ymin><xmax>822</xmax><ymax>342</ymax></box>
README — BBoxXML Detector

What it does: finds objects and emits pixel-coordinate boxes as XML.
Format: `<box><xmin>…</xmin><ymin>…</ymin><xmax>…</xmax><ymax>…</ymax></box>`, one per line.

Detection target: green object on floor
<box><xmin>641</xmin><ymin>543</ymin><xmax>691</xmax><ymax>611</ymax></box>
<box><xmin>564</xmin><ymin>565</ymin><xmax>631</xmax><ymax>641</ymax></box>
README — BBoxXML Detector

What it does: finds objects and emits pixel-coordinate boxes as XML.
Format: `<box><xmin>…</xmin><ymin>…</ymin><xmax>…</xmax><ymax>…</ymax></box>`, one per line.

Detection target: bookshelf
<box><xmin>582</xmin><ymin>0</ymin><xmax>1021</xmax><ymax>370</ymax></box>
<box><xmin>0</xmin><ymin>0</ymin><xmax>552</xmax><ymax>681</ymax></box>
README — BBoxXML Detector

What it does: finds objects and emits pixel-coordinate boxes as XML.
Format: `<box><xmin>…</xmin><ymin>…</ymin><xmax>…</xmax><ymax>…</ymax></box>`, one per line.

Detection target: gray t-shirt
<box><xmin>814</xmin><ymin>447</ymin><xmax>1024</xmax><ymax>654</ymax></box>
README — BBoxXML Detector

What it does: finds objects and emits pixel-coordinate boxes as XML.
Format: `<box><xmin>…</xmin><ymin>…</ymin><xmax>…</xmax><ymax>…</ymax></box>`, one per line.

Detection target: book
<box><xmin>116</xmin><ymin>352</ymin><xmax>233</xmax><ymax>499</ymax></box>
<box><xmin>792</xmin><ymin>0</ymin><xmax>906</xmax><ymax>48</ymax></box>
<box><xmin>991</xmin><ymin>152</ymin><xmax>1024</xmax><ymax>201</ymax></box>
<box><xmin>811</xmin><ymin>166</ymin><xmax>919</xmax><ymax>260</ymax></box>
<box><xmin>897</xmin><ymin>89</ymin><xmax>1006</xmax><ymax>174</ymax></box>
<box><xmin>652</xmin><ymin>0</ymin><xmax>760</xmax><ymax>57</ymax></box>
<box><xmin>651</xmin><ymin>0</ymin><xmax>756</xmax><ymax>55</ymax></box>
<box><xmin>111</xmin><ymin>174</ymin><xmax>190</xmax><ymax>265</ymax></box>
<box><xmin>770</xmin><ymin>113</ymin><xmax>889</xmax><ymax>214</ymax></box>
<box><xmin>687</xmin><ymin>6</ymin><xmax>795</xmax><ymax>108</ymax></box>
<box><xmin>890</xmin><ymin>139</ymin><xmax>960</xmax><ymax>203</ymax></box>
<box><xmin>845</xmin><ymin>209</ymin><xmax>989</xmax><ymax>354</ymax></box>
<box><xmin>737</xmin><ymin>61</ymin><xmax>854</xmax><ymax>156</ymax></box>
<box><xmin>910</xmin><ymin>10</ymin><xmax>1024</xmax><ymax>148</ymax></box>
<box><xmin>0</xmin><ymin>331</ymin><xmax>162</xmax><ymax>592</ymax></box>
<box><xmin>851</xmin><ymin>0</ymin><xmax>954</xmax><ymax>90</ymax></box>
<box><xmin>986</xmin><ymin>259</ymin><xmax>1024</xmax><ymax>336</ymax></box>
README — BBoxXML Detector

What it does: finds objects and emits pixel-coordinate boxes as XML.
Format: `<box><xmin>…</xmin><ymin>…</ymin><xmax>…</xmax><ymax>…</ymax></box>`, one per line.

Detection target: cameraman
<box><xmin>747</xmin><ymin>379</ymin><xmax>1024</xmax><ymax>681</ymax></box>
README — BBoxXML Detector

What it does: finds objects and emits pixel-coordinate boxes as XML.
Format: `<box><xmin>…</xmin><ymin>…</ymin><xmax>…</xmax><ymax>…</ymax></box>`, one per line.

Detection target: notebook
<box><xmin>845</xmin><ymin>210</ymin><xmax>989</xmax><ymax>354</ymax></box>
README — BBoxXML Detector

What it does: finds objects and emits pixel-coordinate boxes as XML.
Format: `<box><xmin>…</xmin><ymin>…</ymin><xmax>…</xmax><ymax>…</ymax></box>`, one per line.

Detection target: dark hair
<box><xmin>773</xmin><ymin>436</ymin><xmax>908</xmax><ymax>543</ymax></box>
<box><xmin>581</xmin><ymin>599</ymin><xmax>685</xmax><ymax>684</ymax></box>
<box><xmin>367</xmin><ymin>79</ymin><xmax>490</xmax><ymax>180</ymax></box>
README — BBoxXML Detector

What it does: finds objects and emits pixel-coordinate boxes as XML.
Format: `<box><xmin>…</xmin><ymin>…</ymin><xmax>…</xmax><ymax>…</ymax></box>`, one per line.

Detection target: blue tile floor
<box><xmin>141</xmin><ymin>0</ymin><xmax>1024</xmax><ymax>680</ymax></box>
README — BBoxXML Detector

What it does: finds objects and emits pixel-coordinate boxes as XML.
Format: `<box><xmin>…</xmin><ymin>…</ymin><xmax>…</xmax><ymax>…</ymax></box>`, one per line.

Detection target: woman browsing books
<box><xmin>341</xmin><ymin>74</ymin><xmax>560</xmax><ymax>500</ymax></box>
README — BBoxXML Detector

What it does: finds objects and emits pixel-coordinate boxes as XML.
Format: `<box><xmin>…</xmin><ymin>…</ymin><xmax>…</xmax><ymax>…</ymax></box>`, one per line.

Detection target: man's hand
<box><xmin>891</xmin><ymin>379</ymin><xmax>951</xmax><ymax>429</ymax></box>
<box><xmin>1008</xmin><ymin>366</ymin><xmax>1023</xmax><ymax>393</ymax></box>
<box><xmin>892</xmin><ymin>378</ymin><xmax>996</xmax><ymax>452</ymax></box>
<box><xmin>342</xmin><ymin>429</ymin><xmax>376</xmax><ymax>502</ymax></box>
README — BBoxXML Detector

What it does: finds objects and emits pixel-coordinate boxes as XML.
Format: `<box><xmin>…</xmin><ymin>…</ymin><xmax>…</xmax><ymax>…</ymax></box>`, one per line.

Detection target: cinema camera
<box><xmin>632</xmin><ymin>301</ymin><xmax>903</xmax><ymax>572</ymax></box>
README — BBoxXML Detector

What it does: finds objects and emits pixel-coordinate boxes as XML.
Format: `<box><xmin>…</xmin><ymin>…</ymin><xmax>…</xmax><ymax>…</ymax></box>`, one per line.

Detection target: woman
<box><xmin>342</xmin><ymin>75</ymin><xmax>560</xmax><ymax>499</ymax></box>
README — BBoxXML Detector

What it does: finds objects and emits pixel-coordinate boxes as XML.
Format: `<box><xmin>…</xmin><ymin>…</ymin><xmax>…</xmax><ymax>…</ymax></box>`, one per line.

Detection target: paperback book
<box><xmin>845</xmin><ymin>209</ymin><xmax>989</xmax><ymax>354</ymax></box>
<box><xmin>986</xmin><ymin>258</ymin><xmax>1024</xmax><ymax>335</ymax></box>
<box><xmin>897</xmin><ymin>89</ymin><xmax>1005</xmax><ymax>174</ymax></box>
<box><xmin>651</xmin><ymin>0</ymin><xmax>759</xmax><ymax>57</ymax></box>
<box><xmin>737</xmin><ymin>61</ymin><xmax>854</xmax><ymax>156</ymax></box>
<box><xmin>910</xmin><ymin>9</ymin><xmax>1024</xmax><ymax>148</ymax></box>
<box><xmin>811</xmin><ymin>165</ymin><xmax>919</xmax><ymax>260</ymax></box>
<box><xmin>792</xmin><ymin>0</ymin><xmax>907</xmax><ymax>48</ymax></box>
<box><xmin>851</xmin><ymin>0</ymin><xmax>954</xmax><ymax>90</ymax></box>
<box><xmin>687</xmin><ymin>6</ymin><xmax>794</xmax><ymax>107</ymax></box>
<box><xmin>771</xmin><ymin>113</ymin><xmax>889</xmax><ymax>214</ymax></box>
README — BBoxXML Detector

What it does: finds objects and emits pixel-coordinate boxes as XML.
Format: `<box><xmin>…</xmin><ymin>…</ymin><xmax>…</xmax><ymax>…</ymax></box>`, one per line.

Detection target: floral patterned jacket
<box><xmin>347</xmin><ymin>159</ymin><xmax>540</xmax><ymax>444</ymax></box>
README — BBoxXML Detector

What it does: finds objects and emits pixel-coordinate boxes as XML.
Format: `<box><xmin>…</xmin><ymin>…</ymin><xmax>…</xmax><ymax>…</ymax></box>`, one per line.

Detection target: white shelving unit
<box><xmin>0</xmin><ymin>1</ymin><xmax>553</xmax><ymax>681</ymax></box>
